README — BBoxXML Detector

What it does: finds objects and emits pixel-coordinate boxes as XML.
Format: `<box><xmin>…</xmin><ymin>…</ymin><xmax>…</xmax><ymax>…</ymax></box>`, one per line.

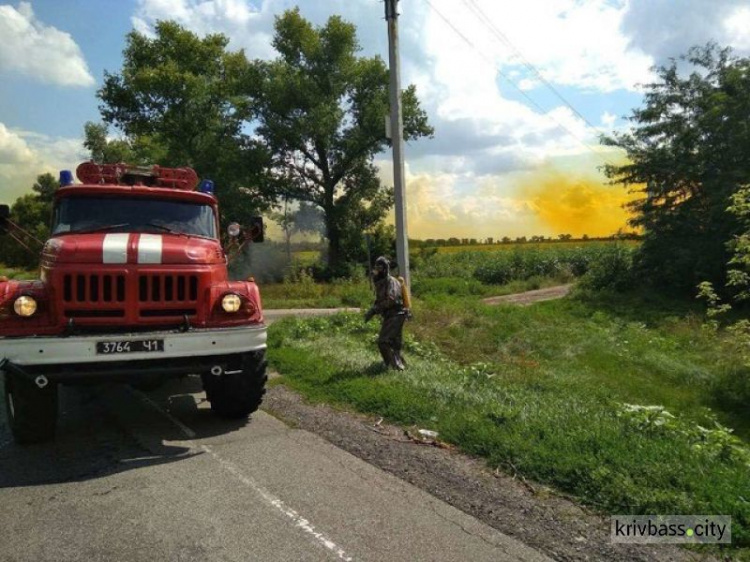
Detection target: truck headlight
<box><xmin>14</xmin><ymin>296</ymin><xmax>37</xmax><ymax>317</ymax></box>
<box><xmin>221</xmin><ymin>294</ymin><xmax>242</xmax><ymax>313</ymax></box>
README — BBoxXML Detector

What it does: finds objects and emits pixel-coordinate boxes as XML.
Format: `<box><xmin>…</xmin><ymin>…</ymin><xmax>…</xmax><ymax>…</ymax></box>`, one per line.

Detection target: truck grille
<box><xmin>63</xmin><ymin>274</ymin><xmax>126</xmax><ymax>303</ymax></box>
<box><xmin>60</xmin><ymin>272</ymin><xmax>202</xmax><ymax>322</ymax></box>
<box><xmin>138</xmin><ymin>274</ymin><xmax>199</xmax><ymax>303</ymax></box>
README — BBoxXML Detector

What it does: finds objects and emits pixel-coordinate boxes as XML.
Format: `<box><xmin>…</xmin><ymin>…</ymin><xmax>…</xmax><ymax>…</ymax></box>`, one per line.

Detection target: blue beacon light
<box><xmin>199</xmin><ymin>179</ymin><xmax>215</xmax><ymax>194</ymax></box>
<box><xmin>59</xmin><ymin>170</ymin><xmax>74</xmax><ymax>187</ymax></box>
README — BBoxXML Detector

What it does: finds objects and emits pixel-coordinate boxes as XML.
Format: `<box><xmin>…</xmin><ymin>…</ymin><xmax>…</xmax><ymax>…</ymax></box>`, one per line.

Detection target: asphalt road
<box><xmin>0</xmin><ymin>311</ymin><xmax>551</xmax><ymax>562</ymax></box>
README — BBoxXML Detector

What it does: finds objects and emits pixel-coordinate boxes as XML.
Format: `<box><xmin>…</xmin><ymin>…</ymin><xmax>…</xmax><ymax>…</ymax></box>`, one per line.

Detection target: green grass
<box><xmin>0</xmin><ymin>265</ymin><xmax>37</xmax><ymax>280</ymax></box>
<box><xmin>261</xmin><ymin>277</ymin><xmax>372</xmax><ymax>309</ymax></box>
<box><xmin>267</xmin><ymin>291</ymin><xmax>750</xmax><ymax>551</ymax></box>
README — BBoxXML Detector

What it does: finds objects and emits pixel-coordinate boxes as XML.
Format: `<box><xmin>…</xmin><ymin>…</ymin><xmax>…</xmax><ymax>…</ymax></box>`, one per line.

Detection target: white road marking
<box><xmin>133</xmin><ymin>390</ymin><xmax>354</xmax><ymax>562</ymax></box>
<box><xmin>102</xmin><ymin>233</ymin><xmax>129</xmax><ymax>264</ymax></box>
<box><xmin>137</xmin><ymin>234</ymin><xmax>162</xmax><ymax>264</ymax></box>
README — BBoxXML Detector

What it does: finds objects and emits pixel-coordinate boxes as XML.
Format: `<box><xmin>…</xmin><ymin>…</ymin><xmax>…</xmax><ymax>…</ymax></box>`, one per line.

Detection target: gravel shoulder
<box><xmin>263</xmin><ymin>383</ymin><xmax>714</xmax><ymax>562</ymax></box>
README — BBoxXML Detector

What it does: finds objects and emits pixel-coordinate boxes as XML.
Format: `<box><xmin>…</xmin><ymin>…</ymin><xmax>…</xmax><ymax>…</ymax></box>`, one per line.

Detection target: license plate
<box><xmin>96</xmin><ymin>339</ymin><xmax>164</xmax><ymax>355</ymax></box>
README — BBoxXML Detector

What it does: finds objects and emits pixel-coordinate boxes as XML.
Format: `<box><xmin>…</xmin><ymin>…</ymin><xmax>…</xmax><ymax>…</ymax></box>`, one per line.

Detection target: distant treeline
<box><xmin>409</xmin><ymin>233</ymin><xmax>642</xmax><ymax>248</ymax></box>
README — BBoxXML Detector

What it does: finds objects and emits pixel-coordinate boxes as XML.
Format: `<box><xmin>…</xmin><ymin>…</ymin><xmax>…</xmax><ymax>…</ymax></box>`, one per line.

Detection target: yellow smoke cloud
<box><xmin>518</xmin><ymin>170</ymin><xmax>639</xmax><ymax>237</ymax></box>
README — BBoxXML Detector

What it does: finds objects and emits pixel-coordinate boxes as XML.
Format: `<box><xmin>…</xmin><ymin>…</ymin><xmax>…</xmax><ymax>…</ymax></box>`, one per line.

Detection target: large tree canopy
<box><xmin>83</xmin><ymin>121</ymin><xmax>164</xmax><ymax>165</ymax></box>
<box><xmin>603</xmin><ymin>44</ymin><xmax>750</xmax><ymax>291</ymax></box>
<box><xmin>254</xmin><ymin>9</ymin><xmax>433</xmax><ymax>275</ymax></box>
<box><xmin>97</xmin><ymin>21</ymin><xmax>272</xmax><ymax>225</ymax></box>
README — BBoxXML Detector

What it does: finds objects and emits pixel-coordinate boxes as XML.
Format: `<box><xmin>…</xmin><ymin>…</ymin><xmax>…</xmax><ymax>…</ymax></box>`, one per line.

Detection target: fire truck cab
<box><xmin>0</xmin><ymin>162</ymin><xmax>267</xmax><ymax>444</ymax></box>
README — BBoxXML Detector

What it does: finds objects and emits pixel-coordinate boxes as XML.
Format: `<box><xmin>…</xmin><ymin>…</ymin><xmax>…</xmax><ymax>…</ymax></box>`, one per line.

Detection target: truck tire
<box><xmin>3</xmin><ymin>371</ymin><xmax>58</xmax><ymax>444</ymax></box>
<box><xmin>203</xmin><ymin>351</ymin><xmax>267</xmax><ymax>419</ymax></box>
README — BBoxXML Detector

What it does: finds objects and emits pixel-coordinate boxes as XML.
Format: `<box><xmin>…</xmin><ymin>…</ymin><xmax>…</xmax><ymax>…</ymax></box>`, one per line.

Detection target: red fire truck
<box><xmin>0</xmin><ymin>162</ymin><xmax>267</xmax><ymax>444</ymax></box>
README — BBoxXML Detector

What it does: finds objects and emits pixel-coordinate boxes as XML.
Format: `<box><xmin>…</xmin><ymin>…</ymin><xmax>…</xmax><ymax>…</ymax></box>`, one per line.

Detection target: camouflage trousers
<box><xmin>377</xmin><ymin>312</ymin><xmax>407</xmax><ymax>370</ymax></box>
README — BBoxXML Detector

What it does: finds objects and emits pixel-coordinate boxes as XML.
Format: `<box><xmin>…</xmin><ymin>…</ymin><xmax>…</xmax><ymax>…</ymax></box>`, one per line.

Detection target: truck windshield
<box><xmin>52</xmin><ymin>197</ymin><xmax>217</xmax><ymax>238</ymax></box>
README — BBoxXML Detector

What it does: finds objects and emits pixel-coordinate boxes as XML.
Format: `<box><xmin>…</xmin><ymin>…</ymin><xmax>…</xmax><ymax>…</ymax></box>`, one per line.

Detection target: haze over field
<box><xmin>1</xmin><ymin>0</ymin><xmax>749</xmax><ymax>238</ymax></box>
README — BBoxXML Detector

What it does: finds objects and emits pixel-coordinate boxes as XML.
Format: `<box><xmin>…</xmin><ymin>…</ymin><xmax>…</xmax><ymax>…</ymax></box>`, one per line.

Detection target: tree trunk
<box><xmin>325</xmin><ymin>212</ymin><xmax>342</xmax><ymax>276</ymax></box>
<box><xmin>323</xmin><ymin>185</ymin><xmax>343</xmax><ymax>277</ymax></box>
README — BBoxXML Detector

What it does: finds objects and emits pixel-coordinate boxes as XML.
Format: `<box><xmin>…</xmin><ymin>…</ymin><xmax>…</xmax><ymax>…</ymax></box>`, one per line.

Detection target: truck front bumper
<box><xmin>0</xmin><ymin>325</ymin><xmax>267</xmax><ymax>384</ymax></box>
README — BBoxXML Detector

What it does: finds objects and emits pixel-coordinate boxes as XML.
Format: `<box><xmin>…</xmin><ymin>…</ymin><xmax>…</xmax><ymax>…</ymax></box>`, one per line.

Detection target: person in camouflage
<box><xmin>364</xmin><ymin>256</ymin><xmax>408</xmax><ymax>370</ymax></box>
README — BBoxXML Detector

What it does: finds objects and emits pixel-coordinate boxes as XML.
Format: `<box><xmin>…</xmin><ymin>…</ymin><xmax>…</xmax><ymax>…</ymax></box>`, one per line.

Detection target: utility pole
<box><xmin>385</xmin><ymin>0</ymin><xmax>410</xmax><ymax>286</ymax></box>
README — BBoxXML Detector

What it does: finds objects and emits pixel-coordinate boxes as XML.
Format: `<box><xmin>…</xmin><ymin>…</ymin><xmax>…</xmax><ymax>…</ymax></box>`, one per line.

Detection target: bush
<box><xmin>472</xmin><ymin>246</ymin><xmax>606</xmax><ymax>285</ymax></box>
<box><xmin>579</xmin><ymin>245</ymin><xmax>636</xmax><ymax>292</ymax></box>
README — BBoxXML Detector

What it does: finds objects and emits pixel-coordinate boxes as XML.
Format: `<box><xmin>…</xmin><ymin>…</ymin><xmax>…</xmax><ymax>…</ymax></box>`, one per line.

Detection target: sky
<box><xmin>1</xmin><ymin>0</ymin><xmax>750</xmax><ymax>240</ymax></box>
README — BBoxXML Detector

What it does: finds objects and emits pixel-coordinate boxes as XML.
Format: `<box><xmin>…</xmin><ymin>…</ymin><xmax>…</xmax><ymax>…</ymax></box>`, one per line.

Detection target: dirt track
<box><xmin>483</xmin><ymin>284</ymin><xmax>574</xmax><ymax>306</ymax></box>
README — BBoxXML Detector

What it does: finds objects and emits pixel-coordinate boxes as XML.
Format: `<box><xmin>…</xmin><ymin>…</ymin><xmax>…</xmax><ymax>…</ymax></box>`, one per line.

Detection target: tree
<box><xmin>603</xmin><ymin>44</ymin><xmax>750</xmax><ymax>291</ymax></box>
<box><xmin>0</xmin><ymin>173</ymin><xmax>58</xmax><ymax>268</ymax></box>
<box><xmin>97</xmin><ymin>21</ymin><xmax>273</xmax><ymax>226</ymax></box>
<box><xmin>253</xmin><ymin>9</ymin><xmax>432</xmax><ymax>276</ymax></box>
<box><xmin>31</xmin><ymin>173</ymin><xmax>58</xmax><ymax>206</ymax></box>
<box><xmin>83</xmin><ymin>122</ymin><xmax>164</xmax><ymax>165</ymax></box>
<box><xmin>270</xmin><ymin>199</ymin><xmax>326</xmax><ymax>261</ymax></box>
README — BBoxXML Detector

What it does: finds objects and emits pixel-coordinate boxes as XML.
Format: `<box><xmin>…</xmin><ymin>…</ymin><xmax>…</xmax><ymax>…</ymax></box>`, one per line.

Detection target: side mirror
<box><xmin>227</xmin><ymin>222</ymin><xmax>241</xmax><ymax>238</ymax></box>
<box><xmin>0</xmin><ymin>204</ymin><xmax>9</xmax><ymax>234</ymax></box>
<box><xmin>249</xmin><ymin>216</ymin><xmax>264</xmax><ymax>243</ymax></box>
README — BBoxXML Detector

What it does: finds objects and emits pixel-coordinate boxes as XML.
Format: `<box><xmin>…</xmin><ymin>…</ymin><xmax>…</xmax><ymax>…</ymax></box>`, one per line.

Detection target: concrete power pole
<box><xmin>385</xmin><ymin>0</ymin><xmax>410</xmax><ymax>286</ymax></box>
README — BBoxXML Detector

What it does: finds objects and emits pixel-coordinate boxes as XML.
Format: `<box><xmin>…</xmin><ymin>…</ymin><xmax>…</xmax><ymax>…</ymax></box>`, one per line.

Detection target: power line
<box><xmin>421</xmin><ymin>0</ymin><xmax>613</xmax><ymax>166</ymax></box>
<box><xmin>461</xmin><ymin>0</ymin><xmax>603</xmax><ymax>134</ymax></box>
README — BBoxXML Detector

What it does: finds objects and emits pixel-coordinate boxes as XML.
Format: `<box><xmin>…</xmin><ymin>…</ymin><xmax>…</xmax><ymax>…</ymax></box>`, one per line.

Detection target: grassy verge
<box><xmin>267</xmin><ymin>291</ymin><xmax>750</xmax><ymax>551</ymax></box>
<box><xmin>261</xmin><ymin>277</ymin><xmax>372</xmax><ymax>309</ymax></box>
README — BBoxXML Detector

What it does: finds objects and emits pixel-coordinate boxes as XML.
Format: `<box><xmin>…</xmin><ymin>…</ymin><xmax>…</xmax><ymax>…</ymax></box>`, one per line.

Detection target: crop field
<box><xmin>413</xmin><ymin>242</ymin><xmax>634</xmax><ymax>284</ymax></box>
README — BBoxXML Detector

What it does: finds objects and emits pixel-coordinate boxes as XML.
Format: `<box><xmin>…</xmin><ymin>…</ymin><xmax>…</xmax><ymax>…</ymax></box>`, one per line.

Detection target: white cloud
<box><xmin>421</xmin><ymin>0</ymin><xmax>654</xmax><ymax>94</ymax></box>
<box><xmin>0</xmin><ymin>123</ymin><xmax>35</xmax><ymax>166</ymax></box>
<box><xmin>621</xmin><ymin>0</ymin><xmax>750</xmax><ymax>65</ymax></box>
<box><xmin>725</xmin><ymin>6</ymin><xmax>750</xmax><ymax>51</ymax></box>
<box><xmin>0</xmin><ymin>123</ymin><xmax>85</xmax><ymax>204</ymax></box>
<box><xmin>601</xmin><ymin>111</ymin><xmax>617</xmax><ymax>128</ymax></box>
<box><xmin>0</xmin><ymin>2</ymin><xmax>95</xmax><ymax>87</ymax></box>
<box><xmin>376</xmin><ymin>160</ymin><xmax>541</xmax><ymax>239</ymax></box>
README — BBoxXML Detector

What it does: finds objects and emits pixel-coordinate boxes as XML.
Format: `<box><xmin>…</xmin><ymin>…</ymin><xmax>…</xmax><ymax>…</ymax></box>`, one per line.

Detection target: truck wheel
<box><xmin>204</xmin><ymin>351</ymin><xmax>267</xmax><ymax>419</ymax></box>
<box><xmin>3</xmin><ymin>372</ymin><xmax>58</xmax><ymax>444</ymax></box>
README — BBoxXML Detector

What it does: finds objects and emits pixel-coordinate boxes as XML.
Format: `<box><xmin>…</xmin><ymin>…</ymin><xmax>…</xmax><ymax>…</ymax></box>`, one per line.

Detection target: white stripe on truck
<box><xmin>138</xmin><ymin>234</ymin><xmax>163</xmax><ymax>264</ymax></box>
<box><xmin>102</xmin><ymin>233</ymin><xmax>129</xmax><ymax>264</ymax></box>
